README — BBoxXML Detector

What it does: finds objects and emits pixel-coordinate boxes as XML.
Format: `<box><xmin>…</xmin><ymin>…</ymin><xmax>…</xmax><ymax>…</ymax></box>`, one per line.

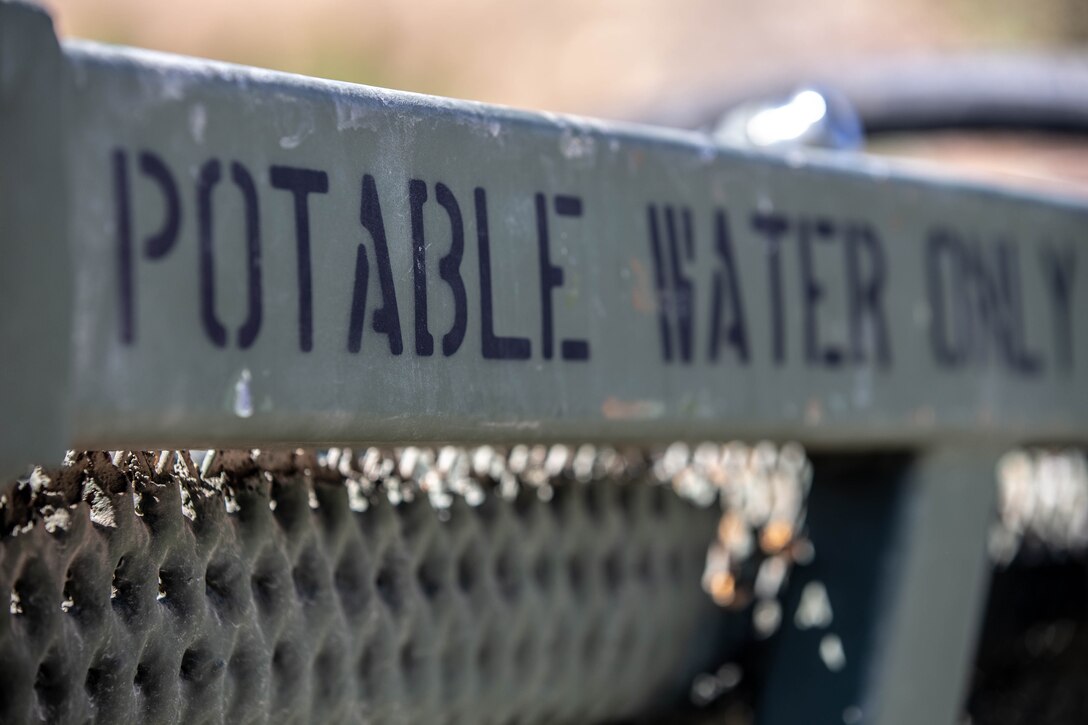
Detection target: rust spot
<box><xmin>601</xmin><ymin>397</ymin><xmax>664</xmax><ymax>420</ymax></box>
<box><xmin>912</xmin><ymin>406</ymin><xmax>936</xmax><ymax>427</ymax></box>
<box><xmin>629</xmin><ymin>258</ymin><xmax>655</xmax><ymax>313</ymax></box>
<box><xmin>979</xmin><ymin>407</ymin><xmax>995</xmax><ymax>426</ymax></box>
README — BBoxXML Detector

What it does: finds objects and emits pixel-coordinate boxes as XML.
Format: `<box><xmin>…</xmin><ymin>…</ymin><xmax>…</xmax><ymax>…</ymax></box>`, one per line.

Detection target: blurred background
<box><xmin>46</xmin><ymin>0</ymin><xmax>1088</xmax><ymax>198</ymax></box>
<box><xmin>47</xmin><ymin>0</ymin><xmax>1088</xmax><ymax>194</ymax></box>
<box><xmin>44</xmin><ymin>0</ymin><xmax>1087</xmax><ymax>117</ymax></box>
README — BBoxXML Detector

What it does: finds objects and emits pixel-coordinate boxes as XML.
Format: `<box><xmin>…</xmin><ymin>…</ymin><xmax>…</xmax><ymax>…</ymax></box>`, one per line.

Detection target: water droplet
<box><xmin>691</xmin><ymin>673</ymin><xmax>720</xmax><ymax>705</ymax></box>
<box><xmin>819</xmin><ymin>633</ymin><xmax>846</xmax><ymax>671</ymax></box>
<box><xmin>795</xmin><ymin>581</ymin><xmax>833</xmax><ymax>629</ymax></box>
<box><xmin>717</xmin><ymin>663</ymin><xmax>743</xmax><ymax>689</ymax></box>
<box><xmin>753</xmin><ymin>599</ymin><xmax>782</xmax><ymax>638</ymax></box>
<box><xmin>233</xmin><ymin>369</ymin><xmax>254</xmax><ymax>418</ymax></box>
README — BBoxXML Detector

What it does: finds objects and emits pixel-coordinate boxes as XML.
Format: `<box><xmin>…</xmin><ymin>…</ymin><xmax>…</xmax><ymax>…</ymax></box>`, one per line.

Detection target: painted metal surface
<box><xmin>761</xmin><ymin>449</ymin><xmax>998</xmax><ymax>725</ymax></box>
<box><xmin>0</xmin><ymin>2</ymin><xmax>70</xmax><ymax>477</ymax></box>
<box><xmin>2</xmin><ymin>1</ymin><xmax>1087</xmax><ymax>457</ymax></box>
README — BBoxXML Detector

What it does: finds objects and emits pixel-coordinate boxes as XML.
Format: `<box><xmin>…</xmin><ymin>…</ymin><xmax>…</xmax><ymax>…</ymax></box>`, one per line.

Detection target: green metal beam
<box><xmin>0</xmin><ymin>2</ymin><xmax>70</xmax><ymax>476</ymax></box>
<box><xmin>2</xmin><ymin>1</ymin><xmax>1086</xmax><ymax>467</ymax></box>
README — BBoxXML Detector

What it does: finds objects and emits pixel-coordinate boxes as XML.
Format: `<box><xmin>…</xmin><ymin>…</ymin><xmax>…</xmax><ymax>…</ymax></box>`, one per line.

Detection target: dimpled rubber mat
<box><xmin>0</xmin><ymin>448</ymin><xmax>725</xmax><ymax>724</ymax></box>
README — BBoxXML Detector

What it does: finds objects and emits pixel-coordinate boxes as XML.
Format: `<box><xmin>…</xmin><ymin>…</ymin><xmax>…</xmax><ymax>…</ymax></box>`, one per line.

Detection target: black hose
<box><xmin>840</xmin><ymin>54</ymin><xmax>1088</xmax><ymax>136</ymax></box>
<box><xmin>640</xmin><ymin>53</ymin><xmax>1088</xmax><ymax>137</ymax></box>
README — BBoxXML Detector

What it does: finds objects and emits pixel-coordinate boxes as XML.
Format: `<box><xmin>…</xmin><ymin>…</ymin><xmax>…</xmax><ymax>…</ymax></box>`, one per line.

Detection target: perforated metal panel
<box><xmin>0</xmin><ymin>450</ymin><xmax>724</xmax><ymax>724</ymax></box>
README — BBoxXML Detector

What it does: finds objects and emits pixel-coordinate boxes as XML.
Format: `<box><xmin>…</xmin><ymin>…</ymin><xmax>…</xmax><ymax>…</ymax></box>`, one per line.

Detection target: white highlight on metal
<box><xmin>746</xmin><ymin>89</ymin><xmax>828</xmax><ymax>146</ymax></box>
<box><xmin>188</xmin><ymin>103</ymin><xmax>206</xmax><ymax>144</ymax></box>
<box><xmin>232</xmin><ymin>369</ymin><xmax>254</xmax><ymax>418</ymax></box>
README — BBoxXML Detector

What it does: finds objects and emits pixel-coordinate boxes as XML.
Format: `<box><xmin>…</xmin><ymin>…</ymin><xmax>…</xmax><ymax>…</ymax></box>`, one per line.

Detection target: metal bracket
<box><xmin>760</xmin><ymin>448</ymin><xmax>999</xmax><ymax>725</ymax></box>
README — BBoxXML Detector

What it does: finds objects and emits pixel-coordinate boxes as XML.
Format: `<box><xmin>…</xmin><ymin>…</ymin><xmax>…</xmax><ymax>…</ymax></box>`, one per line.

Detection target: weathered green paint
<box><xmin>3</xmin><ymin>2</ymin><xmax>1087</xmax><ymax>458</ymax></box>
<box><xmin>0</xmin><ymin>2</ymin><xmax>70</xmax><ymax>475</ymax></box>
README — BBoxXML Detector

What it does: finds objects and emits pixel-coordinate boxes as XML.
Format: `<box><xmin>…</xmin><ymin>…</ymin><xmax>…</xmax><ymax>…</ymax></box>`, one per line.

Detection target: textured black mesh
<box><xmin>0</xmin><ymin>450</ymin><xmax>724</xmax><ymax>724</ymax></box>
